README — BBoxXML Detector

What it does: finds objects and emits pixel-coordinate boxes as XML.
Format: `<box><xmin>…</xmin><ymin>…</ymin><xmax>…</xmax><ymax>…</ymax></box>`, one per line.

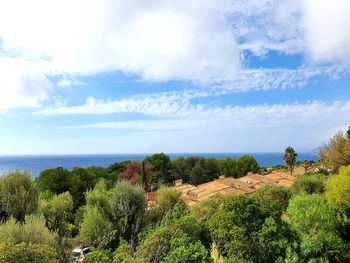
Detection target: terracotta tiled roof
<box><xmin>197</xmin><ymin>181</ymin><xmax>229</xmax><ymax>193</ymax></box>
<box><xmin>169</xmin><ymin>171</ymin><xmax>297</xmax><ymax>206</ymax></box>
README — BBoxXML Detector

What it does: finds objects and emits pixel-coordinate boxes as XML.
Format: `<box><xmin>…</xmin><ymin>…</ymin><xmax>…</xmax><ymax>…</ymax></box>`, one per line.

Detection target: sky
<box><xmin>0</xmin><ymin>0</ymin><xmax>350</xmax><ymax>154</ymax></box>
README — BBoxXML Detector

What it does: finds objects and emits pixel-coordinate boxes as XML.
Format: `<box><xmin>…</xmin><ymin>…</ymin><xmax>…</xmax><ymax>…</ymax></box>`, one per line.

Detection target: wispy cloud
<box><xmin>37</xmin><ymin>66</ymin><xmax>342</xmax><ymax>116</ymax></box>
<box><xmin>65</xmin><ymin>100</ymin><xmax>350</xmax><ymax>131</ymax></box>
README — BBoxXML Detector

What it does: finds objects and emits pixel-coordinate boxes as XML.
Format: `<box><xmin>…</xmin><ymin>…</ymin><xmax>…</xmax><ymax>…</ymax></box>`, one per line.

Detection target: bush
<box><xmin>85</xmin><ymin>249</ymin><xmax>113</xmax><ymax>263</ymax></box>
<box><xmin>0</xmin><ymin>215</ymin><xmax>57</xmax><ymax>246</ymax></box>
<box><xmin>291</xmin><ymin>173</ymin><xmax>325</xmax><ymax>196</ymax></box>
<box><xmin>0</xmin><ymin>241</ymin><xmax>58</xmax><ymax>263</ymax></box>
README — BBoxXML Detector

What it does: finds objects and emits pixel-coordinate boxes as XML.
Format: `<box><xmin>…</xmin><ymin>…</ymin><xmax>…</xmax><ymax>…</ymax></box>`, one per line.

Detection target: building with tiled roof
<box><xmin>172</xmin><ymin>170</ymin><xmax>298</xmax><ymax>206</ymax></box>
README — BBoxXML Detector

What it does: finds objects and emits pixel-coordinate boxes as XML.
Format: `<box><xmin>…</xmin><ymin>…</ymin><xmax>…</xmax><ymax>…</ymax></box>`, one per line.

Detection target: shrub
<box><xmin>0</xmin><ymin>215</ymin><xmax>57</xmax><ymax>246</ymax></box>
<box><xmin>0</xmin><ymin>241</ymin><xmax>58</xmax><ymax>263</ymax></box>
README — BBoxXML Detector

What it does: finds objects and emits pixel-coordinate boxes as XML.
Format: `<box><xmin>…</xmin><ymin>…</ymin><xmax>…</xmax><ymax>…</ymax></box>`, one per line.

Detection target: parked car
<box><xmin>71</xmin><ymin>247</ymin><xmax>93</xmax><ymax>263</ymax></box>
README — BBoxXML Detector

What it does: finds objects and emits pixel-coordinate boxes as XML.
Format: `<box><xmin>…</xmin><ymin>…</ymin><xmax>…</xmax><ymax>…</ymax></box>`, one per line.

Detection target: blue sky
<box><xmin>0</xmin><ymin>0</ymin><xmax>350</xmax><ymax>154</ymax></box>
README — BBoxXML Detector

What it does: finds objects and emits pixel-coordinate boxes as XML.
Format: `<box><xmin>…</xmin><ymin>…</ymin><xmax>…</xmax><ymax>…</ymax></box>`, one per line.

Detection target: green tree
<box><xmin>283</xmin><ymin>147</ymin><xmax>297</xmax><ymax>175</ymax></box>
<box><xmin>80</xmin><ymin>205</ymin><xmax>114</xmax><ymax>248</ymax></box>
<box><xmin>136</xmin><ymin>207</ymin><xmax>205</xmax><ymax>263</ymax></box>
<box><xmin>107</xmin><ymin>161</ymin><xmax>129</xmax><ymax>174</ymax></box>
<box><xmin>208</xmin><ymin>195</ymin><xmax>293</xmax><ymax>262</ymax></box>
<box><xmin>236</xmin><ymin>155</ymin><xmax>259</xmax><ymax>177</ymax></box>
<box><xmin>145</xmin><ymin>153</ymin><xmax>171</xmax><ymax>185</ymax></box>
<box><xmin>320</xmin><ymin>131</ymin><xmax>350</xmax><ymax>168</ymax></box>
<box><xmin>251</xmin><ymin>185</ymin><xmax>292</xmax><ymax>219</ymax></box>
<box><xmin>0</xmin><ymin>171</ymin><xmax>38</xmax><ymax>222</ymax></box>
<box><xmin>39</xmin><ymin>191</ymin><xmax>73</xmax><ymax>239</ymax></box>
<box><xmin>140</xmin><ymin>161</ymin><xmax>147</xmax><ymax>190</ymax></box>
<box><xmin>113</xmin><ymin>240</ymin><xmax>135</xmax><ymax>263</ymax></box>
<box><xmin>85</xmin><ymin>249</ymin><xmax>113</xmax><ymax>263</ymax></box>
<box><xmin>109</xmin><ymin>181</ymin><xmax>147</xmax><ymax>243</ymax></box>
<box><xmin>219</xmin><ymin>158</ymin><xmax>237</xmax><ymax>178</ymax></box>
<box><xmin>285</xmin><ymin>194</ymin><xmax>344</xmax><ymax>261</ymax></box>
<box><xmin>68</xmin><ymin>167</ymin><xmax>96</xmax><ymax>208</ymax></box>
<box><xmin>325</xmin><ymin>165</ymin><xmax>350</xmax><ymax>210</ymax></box>
<box><xmin>161</xmin><ymin>235</ymin><xmax>211</xmax><ymax>263</ymax></box>
<box><xmin>35</xmin><ymin>167</ymin><xmax>70</xmax><ymax>194</ymax></box>
<box><xmin>291</xmin><ymin>173</ymin><xmax>325</xmax><ymax>196</ymax></box>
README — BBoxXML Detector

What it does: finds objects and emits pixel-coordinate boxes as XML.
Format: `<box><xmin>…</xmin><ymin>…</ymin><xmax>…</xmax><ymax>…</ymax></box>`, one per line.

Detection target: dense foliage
<box><xmin>1</xmin><ymin>135</ymin><xmax>350</xmax><ymax>262</ymax></box>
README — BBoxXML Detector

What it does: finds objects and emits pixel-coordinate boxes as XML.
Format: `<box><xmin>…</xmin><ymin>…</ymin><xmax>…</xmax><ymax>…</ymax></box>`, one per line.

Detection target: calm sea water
<box><xmin>0</xmin><ymin>153</ymin><xmax>319</xmax><ymax>177</ymax></box>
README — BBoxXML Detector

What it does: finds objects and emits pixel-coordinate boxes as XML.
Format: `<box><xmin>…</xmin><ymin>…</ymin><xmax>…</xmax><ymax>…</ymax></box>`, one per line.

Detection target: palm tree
<box><xmin>283</xmin><ymin>147</ymin><xmax>297</xmax><ymax>175</ymax></box>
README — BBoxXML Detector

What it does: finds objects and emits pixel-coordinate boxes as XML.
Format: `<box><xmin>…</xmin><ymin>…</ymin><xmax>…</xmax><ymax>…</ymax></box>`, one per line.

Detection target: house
<box><xmin>171</xmin><ymin>170</ymin><xmax>298</xmax><ymax>206</ymax></box>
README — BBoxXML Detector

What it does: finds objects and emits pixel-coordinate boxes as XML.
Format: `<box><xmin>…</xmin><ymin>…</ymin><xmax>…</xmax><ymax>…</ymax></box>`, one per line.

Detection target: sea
<box><xmin>0</xmin><ymin>153</ymin><xmax>319</xmax><ymax>177</ymax></box>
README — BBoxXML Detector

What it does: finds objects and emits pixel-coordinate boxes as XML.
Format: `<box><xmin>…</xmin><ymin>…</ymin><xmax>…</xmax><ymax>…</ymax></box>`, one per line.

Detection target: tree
<box><xmin>219</xmin><ymin>158</ymin><xmax>237</xmax><ymax>178</ymax></box>
<box><xmin>325</xmin><ymin>165</ymin><xmax>350</xmax><ymax>210</ymax></box>
<box><xmin>109</xmin><ymin>181</ymin><xmax>147</xmax><ymax>243</ymax></box>
<box><xmin>0</xmin><ymin>171</ymin><xmax>39</xmax><ymax>222</ymax></box>
<box><xmin>35</xmin><ymin>167</ymin><xmax>70</xmax><ymax>194</ymax></box>
<box><xmin>251</xmin><ymin>185</ymin><xmax>291</xmax><ymax>219</ymax></box>
<box><xmin>236</xmin><ymin>155</ymin><xmax>259</xmax><ymax>177</ymax></box>
<box><xmin>161</xmin><ymin>235</ymin><xmax>211</xmax><ymax>263</ymax></box>
<box><xmin>320</xmin><ymin>131</ymin><xmax>350</xmax><ymax>168</ymax></box>
<box><xmin>145</xmin><ymin>153</ymin><xmax>172</xmax><ymax>185</ymax></box>
<box><xmin>118</xmin><ymin>161</ymin><xmax>152</xmax><ymax>185</ymax></box>
<box><xmin>136</xmin><ymin>207</ymin><xmax>205</xmax><ymax>263</ymax></box>
<box><xmin>291</xmin><ymin>173</ymin><xmax>325</xmax><ymax>196</ymax></box>
<box><xmin>113</xmin><ymin>240</ymin><xmax>135</xmax><ymax>263</ymax></box>
<box><xmin>140</xmin><ymin>161</ymin><xmax>147</xmax><ymax>191</ymax></box>
<box><xmin>283</xmin><ymin>147</ymin><xmax>297</xmax><ymax>175</ymax></box>
<box><xmin>285</xmin><ymin>194</ymin><xmax>344</xmax><ymax>261</ymax></box>
<box><xmin>80</xmin><ymin>205</ymin><xmax>114</xmax><ymax>248</ymax></box>
<box><xmin>85</xmin><ymin>249</ymin><xmax>113</xmax><ymax>263</ymax></box>
<box><xmin>68</xmin><ymin>167</ymin><xmax>96</xmax><ymax>208</ymax></box>
<box><xmin>107</xmin><ymin>161</ymin><xmax>129</xmax><ymax>174</ymax></box>
<box><xmin>80</xmin><ymin>181</ymin><xmax>115</xmax><ymax>248</ymax></box>
<box><xmin>39</xmin><ymin>192</ymin><xmax>73</xmax><ymax>239</ymax></box>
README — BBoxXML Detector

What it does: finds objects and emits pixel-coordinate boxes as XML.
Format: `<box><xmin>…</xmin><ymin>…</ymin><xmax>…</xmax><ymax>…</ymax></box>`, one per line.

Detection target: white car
<box><xmin>71</xmin><ymin>247</ymin><xmax>93</xmax><ymax>263</ymax></box>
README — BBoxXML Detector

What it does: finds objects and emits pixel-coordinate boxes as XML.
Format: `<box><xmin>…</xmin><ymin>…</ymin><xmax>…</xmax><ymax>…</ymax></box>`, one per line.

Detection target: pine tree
<box><xmin>141</xmin><ymin>161</ymin><xmax>147</xmax><ymax>191</ymax></box>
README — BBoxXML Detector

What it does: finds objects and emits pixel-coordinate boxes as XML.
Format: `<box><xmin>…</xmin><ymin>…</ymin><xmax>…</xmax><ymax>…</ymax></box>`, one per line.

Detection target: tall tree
<box><xmin>110</xmin><ymin>181</ymin><xmax>147</xmax><ymax>243</ymax></box>
<box><xmin>0</xmin><ymin>171</ymin><xmax>39</xmax><ymax>222</ymax></box>
<box><xmin>145</xmin><ymin>153</ymin><xmax>172</xmax><ymax>185</ymax></box>
<box><xmin>141</xmin><ymin>161</ymin><xmax>147</xmax><ymax>191</ymax></box>
<box><xmin>320</xmin><ymin>130</ymin><xmax>350</xmax><ymax>169</ymax></box>
<box><xmin>236</xmin><ymin>155</ymin><xmax>259</xmax><ymax>177</ymax></box>
<box><xmin>283</xmin><ymin>147</ymin><xmax>297</xmax><ymax>175</ymax></box>
<box><xmin>285</xmin><ymin>194</ymin><xmax>345</xmax><ymax>261</ymax></box>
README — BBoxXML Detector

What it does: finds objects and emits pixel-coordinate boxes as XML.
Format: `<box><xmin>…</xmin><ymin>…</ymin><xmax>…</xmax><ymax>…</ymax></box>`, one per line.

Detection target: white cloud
<box><xmin>299</xmin><ymin>0</ymin><xmax>350</xmax><ymax>64</ymax></box>
<box><xmin>0</xmin><ymin>57</ymin><xmax>53</xmax><ymax>112</ymax></box>
<box><xmin>63</xmin><ymin>100</ymin><xmax>350</xmax><ymax>152</ymax></box>
<box><xmin>37</xmin><ymin>66</ymin><xmax>339</xmax><ymax>116</ymax></box>
<box><xmin>0</xmin><ymin>0</ymin><xmax>240</xmax><ymax>83</ymax></box>
<box><xmin>235</xmin><ymin>0</ymin><xmax>350</xmax><ymax>65</ymax></box>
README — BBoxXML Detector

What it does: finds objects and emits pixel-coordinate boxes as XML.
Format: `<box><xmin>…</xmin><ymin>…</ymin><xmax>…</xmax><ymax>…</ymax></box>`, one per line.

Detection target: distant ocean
<box><xmin>0</xmin><ymin>153</ymin><xmax>319</xmax><ymax>177</ymax></box>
